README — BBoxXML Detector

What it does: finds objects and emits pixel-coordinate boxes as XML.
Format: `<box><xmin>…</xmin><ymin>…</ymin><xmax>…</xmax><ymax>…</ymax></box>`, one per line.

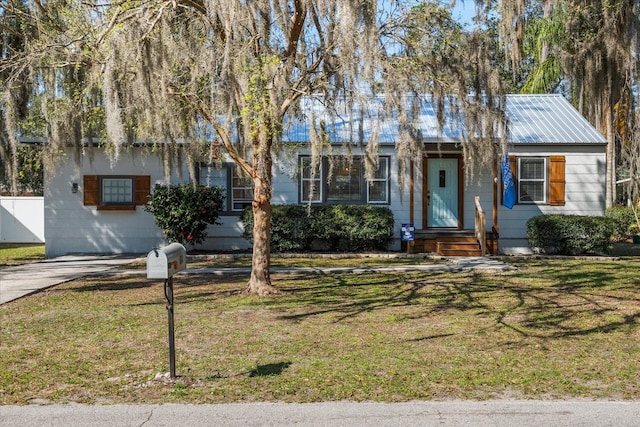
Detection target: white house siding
<box><xmin>45</xmin><ymin>151</ymin><xmax>172</xmax><ymax>257</ymax></box>
<box><xmin>411</xmin><ymin>145</ymin><xmax>606</xmax><ymax>254</ymax></box>
<box><xmin>45</xmin><ymin>149</ymin><xmax>270</xmax><ymax>257</ymax></box>
<box><xmin>386</xmin><ymin>147</ymin><xmax>412</xmax><ymax>251</ymax></box>
<box><xmin>46</xmin><ymin>141</ymin><xmax>605</xmax><ymax>257</ymax></box>
<box><xmin>497</xmin><ymin>145</ymin><xmax>606</xmax><ymax>254</ymax></box>
<box><xmin>46</xmin><ymin>146</ymin><xmax>412</xmax><ymax>256</ymax></box>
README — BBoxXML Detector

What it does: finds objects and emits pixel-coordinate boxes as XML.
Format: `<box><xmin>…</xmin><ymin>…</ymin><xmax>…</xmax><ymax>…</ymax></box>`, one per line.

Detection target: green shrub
<box><xmin>526</xmin><ymin>214</ymin><xmax>613</xmax><ymax>255</ymax></box>
<box><xmin>605</xmin><ymin>206</ymin><xmax>637</xmax><ymax>241</ymax></box>
<box><xmin>145</xmin><ymin>184</ymin><xmax>225</xmax><ymax>246</ymax></box>
<box><xmin>242</xmin><ymin>204</ymin><xmax>394</xmax><ymax>252</ymax></box>
<box><xmin>0</xmin><ymin>143</ymin><xmax>43</xmax><ymax>195</ymax></box>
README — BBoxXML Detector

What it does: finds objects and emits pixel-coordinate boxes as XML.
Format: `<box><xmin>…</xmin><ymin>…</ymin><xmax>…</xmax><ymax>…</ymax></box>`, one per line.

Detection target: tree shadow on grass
<box><xmin>210</xmin><ymin>362</ymin><xmax>293</xmax><ymax>379</ymax></box>
<box><xmin>277</xmin><ymin>273</ymin><xmax>407</xmax><ymax>322</ymax></box>
<box><xmin>248</xmin><ymin>361</ymin><xmax>292</xmax><ymax>377</ymax></box>
<box><xmin>66</xmin><ymin>276</ymin><xmax>157</xmax><ymax>292</ymax></box>
<box><xmin>67</xmin><ymin>258</ymin><xmax>640</xmax><ymax>341</ymax></box>
<box><xmin>274</xmin><ymin>262</ymin><xmax>640</xmax><ymax>340</ymax></box>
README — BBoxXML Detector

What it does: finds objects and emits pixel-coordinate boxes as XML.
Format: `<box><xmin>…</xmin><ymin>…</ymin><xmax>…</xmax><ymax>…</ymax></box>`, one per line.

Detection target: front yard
<box><xmin>1</xmin><ymin>256</ymin><xmax>639</xmax><ymax>404</ymax></box>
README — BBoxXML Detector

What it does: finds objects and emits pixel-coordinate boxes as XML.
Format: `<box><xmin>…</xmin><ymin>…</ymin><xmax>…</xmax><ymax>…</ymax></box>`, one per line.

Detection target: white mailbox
<box><xmin>146</xmin><ymin>243</ymin><xmax>187</xmax><ymax>279</ymax></box>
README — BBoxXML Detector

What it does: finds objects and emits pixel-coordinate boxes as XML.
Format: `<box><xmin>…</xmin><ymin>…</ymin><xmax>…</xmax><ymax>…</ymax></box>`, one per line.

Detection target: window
<box><xmin>300</xmin><ymin>157</ymin><xmax>322</xmax><ymax>202</ymax></box>
<box><xmin>198</xmin><ymin>163</ymin><xmax>253</xmax><ymax>212</ymax></box>
<box><xmin>518</xmin><ymin>158</ymin><xmax>547</xmax><ymax>203</ymax></box>
<box><xmin>505</xmin><ymin>155</ymin><xmax>565</xmax><ymax>206</ymax></box>
<box><xmin>83</xmin><ymin>175</ymin><xmax>150</xmax><ymax>210</ymax></box>
<box><xmin>327</xmin><ymin>159</ymin><xmax>364</xmax><ymax>202</ymax></box>
<box><xmin>299</xmin><ymin>156</ymin><xmax>390</xmax><ymax>204</ymax></box>
<box><xmin>102</xmin><ymin>178</ymin><xmax>133</xmax><ymax>204</ymax></box>
<box><xmin>232</xmin><ymin>169</ymin><xmax>253</xmax><ymax>211</ymax></box>
<box><xmin>368</xmin><ymin>158</ymin><xmax>389</xmax><ymax>203</ymax></box>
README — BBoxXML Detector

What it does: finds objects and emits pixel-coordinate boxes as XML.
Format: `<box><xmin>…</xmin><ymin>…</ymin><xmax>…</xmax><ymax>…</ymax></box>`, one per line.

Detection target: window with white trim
<box><xmin>198</xmin><ymin>163</ymin><xmax>253</xmax><ymax>212</ymax></box>
<box><xmin>300</xmin><ymin>156</ymin><xmax>322</xmax><ymax>202</ymax></box>
<box><xmin>367</xmin><ymin>158</ymin><xmax>389</xmax><ymax>203</ymax></box>
<box><xmin>299</xmin><ymin>156</ymin><xmax>390</xmax><ymax>204</ymax></box>
<box><xmin>231</xmin><ymin>169</ymin><xmax>253</xmax><ymax>211</ymax></box>
<box><xmin>518</xmin><ymin>157</ymin><xmax>547</xmax><ymax>203</ymax></box>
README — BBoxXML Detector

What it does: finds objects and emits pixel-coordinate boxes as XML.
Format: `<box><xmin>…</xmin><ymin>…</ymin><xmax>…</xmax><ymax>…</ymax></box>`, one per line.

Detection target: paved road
<box><xmin>2</xmin><ymin>400</ymin><xmax>640</xmax><ymax>426</ymax></box>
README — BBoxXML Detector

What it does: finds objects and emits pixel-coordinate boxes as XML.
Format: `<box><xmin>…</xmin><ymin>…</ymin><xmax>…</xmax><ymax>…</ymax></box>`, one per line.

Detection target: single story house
<box><xmin>44</xmin><ymin>94</ymin><xmax>607</xmax><ymax>258</ymax></box>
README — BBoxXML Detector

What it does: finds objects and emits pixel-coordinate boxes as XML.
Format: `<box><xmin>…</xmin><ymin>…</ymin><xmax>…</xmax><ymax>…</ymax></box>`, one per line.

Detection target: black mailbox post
<box><xmin>147</xmin><ymin>243</ymin><xmax>187</xmax><ymax>378</ymax></box>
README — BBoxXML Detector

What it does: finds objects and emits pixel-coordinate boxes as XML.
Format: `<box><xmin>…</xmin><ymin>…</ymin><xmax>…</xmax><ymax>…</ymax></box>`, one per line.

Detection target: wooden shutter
<box><xmin>549</xmin><ymin>156</ymin><xmax>566</xmax><ymax>206</ymax></box>
<box><xmin>134</xmin><ymin>175</ymin><xmax>151</xmax><ymax>206</ymax></box>
<box><xmin>83</xmin><ymin>175</ymin><xmax>99</xmax><ymax>206</ymax></box>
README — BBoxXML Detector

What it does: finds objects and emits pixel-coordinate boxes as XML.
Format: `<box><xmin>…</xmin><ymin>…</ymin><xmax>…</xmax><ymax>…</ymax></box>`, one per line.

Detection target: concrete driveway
<box><xmin>0</xmin><ymin>255</ymin><xmax>139</xmax><ymax>304</ymax></box>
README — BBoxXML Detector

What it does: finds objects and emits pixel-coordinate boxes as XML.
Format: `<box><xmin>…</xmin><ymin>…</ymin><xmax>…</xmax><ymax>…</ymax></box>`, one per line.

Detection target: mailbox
<box><xmin>146</xmin><ymin>243</ymin><xmax>187</xmax><ymax>279</ymax></box>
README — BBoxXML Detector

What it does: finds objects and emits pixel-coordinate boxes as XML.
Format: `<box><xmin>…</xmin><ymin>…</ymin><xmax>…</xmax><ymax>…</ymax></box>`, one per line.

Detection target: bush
<box><xmin>0</xmin><ymin>143</ymin><xmax>43</xmax><ymax>196</ymax></box>
<box><xmin>242</xmin><ymin>204</ymin><xmax>394</xmax><ymax>252</ymax></box>
<box><xmin>526</xmin><ymin>214</ymin><xmax>614</xmax><ymax>255</ymax></box>
<box><xmin>605</xmin><ymin>206</ymin><xmax>637</xmax><ymax>241</ymax></box>
<box><xmin>145</xmin><ymin>184</ymin><xmax>225</xmax><ymax>246</ymax></box>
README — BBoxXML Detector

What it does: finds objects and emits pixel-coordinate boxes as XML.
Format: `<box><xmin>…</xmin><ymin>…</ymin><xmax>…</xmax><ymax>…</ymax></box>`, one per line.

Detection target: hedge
<box><xmin>605</xmin><ymin>206</ymin><xmax>638</xmax><ymax>242</ymax></box>
<box><xmin>242</xmin><ymin>204</ymin><xmax>394</xmax><ymax>252</ymax></box>
<box><xmin>526</xmin><ymin>214</ymin><xmax>613</xmax><ymax>255</ymax></box>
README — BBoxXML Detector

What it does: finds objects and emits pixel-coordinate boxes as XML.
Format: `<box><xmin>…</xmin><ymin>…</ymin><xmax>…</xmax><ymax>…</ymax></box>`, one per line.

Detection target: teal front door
<box><xmin>427</xmin><ymin>158</ymin><xmax>459</xmax><ymax>228</ymax></box>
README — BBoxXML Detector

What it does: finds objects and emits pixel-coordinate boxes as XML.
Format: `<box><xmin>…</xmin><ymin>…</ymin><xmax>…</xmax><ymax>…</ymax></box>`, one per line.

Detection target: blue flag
<box><xmin>502</xmin><ymin>154</ymin><xmax>516</xmax><ymax>209</ymax></box>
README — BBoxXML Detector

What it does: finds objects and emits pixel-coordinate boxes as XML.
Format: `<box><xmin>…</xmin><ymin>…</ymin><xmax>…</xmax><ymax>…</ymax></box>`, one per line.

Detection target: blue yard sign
<box><xmin>401</xmin><ymin>223</ymin><xmax>415</xmax><ymax>242</ymax></box>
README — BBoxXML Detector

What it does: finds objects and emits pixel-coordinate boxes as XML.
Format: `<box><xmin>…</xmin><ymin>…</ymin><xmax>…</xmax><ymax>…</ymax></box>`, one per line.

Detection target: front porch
<box><xmin>406</xmin><ymin>149</ymin><xmax>501</xmax><ymax>257</ymax></box>
<box><xmin>405</xmin><ymin>229</ymin><xmax>499</xmax><ymax>256</ymax></box>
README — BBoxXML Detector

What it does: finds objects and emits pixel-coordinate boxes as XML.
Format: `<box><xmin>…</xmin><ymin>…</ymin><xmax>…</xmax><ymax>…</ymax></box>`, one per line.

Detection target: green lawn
<box><xmin>1</xmin><ymin>256</ymin><xmax>639</xmax><ymax>404</ymax></box>
<box><xmin>0</xmin><ymin>243</ymin><xmax>45</xmax><ymax>268</ymax></box>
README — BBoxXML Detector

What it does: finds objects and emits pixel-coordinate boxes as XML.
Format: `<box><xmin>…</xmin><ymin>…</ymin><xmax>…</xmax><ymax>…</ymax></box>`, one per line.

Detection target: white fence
<box><xmin>0</xmin><ymin>197</ymin><xmax>45</xmax><ymax>243</ymax></box>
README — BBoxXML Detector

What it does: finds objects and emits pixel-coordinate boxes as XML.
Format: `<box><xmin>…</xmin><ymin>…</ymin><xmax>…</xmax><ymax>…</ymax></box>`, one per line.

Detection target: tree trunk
<box><xmin>602</xmin><ymin>79</ymin><xmax>616</xmax><ymax>209</ymax></box>
<box><xmin>605</xmin><ymin>108</ymin><xmax>616</xmax><ymax>209</ymax></box>
<box><xmin>245</xmin><ymin>135</ymin><xmax>278</xmax><ymax>296</ymax></box>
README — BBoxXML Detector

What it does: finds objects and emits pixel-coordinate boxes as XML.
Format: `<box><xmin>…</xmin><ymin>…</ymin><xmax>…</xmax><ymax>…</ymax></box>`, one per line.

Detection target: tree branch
<box><xmin>177</xmin><ymin>90</ymin><xmax>257</xmax><ymax>180</ymax></box>
<box><xmin>281</xmin><ymin>0</ymin><xmax>307</xmax><ymax>60</ymax></box>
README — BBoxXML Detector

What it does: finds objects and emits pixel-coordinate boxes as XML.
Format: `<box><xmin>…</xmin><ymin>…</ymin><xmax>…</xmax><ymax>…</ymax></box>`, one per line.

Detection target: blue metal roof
<box><xmin>282</xmin><ymin>94</ymin><xmax>606</xmax><ymax>145</ymax></box>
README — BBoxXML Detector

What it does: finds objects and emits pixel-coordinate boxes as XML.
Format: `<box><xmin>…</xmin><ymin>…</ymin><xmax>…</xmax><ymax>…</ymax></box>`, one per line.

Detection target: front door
<box><xmin>427</xmin><ymin>158</ymin><xmax>459</xmax><ymax>228</ymax></box>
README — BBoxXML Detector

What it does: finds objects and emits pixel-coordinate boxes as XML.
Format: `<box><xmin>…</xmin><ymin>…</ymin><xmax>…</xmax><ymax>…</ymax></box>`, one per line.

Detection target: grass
<box><xmin>0</xmin><ymin>243</ymin><xmax>45</xmax><ymax>268</ymax></box>
<box><xmin>1</xmin><ymin>256</ymin><xmax>640</xmax><ymax>404</ymax></box>
<box><xmin>123</xmin><ymin>253</ymin><xmax>444</xmax><ymax>270</ymax></box>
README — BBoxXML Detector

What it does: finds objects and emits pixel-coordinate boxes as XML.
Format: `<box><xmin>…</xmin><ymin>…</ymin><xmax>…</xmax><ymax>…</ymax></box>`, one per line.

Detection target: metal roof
<box><xmin>282</xmin><ymin>94</ymin><xmax>606</xmax><ymax>145</ymax></box>
<box><xmin>505</xmin><ymin>94</ymin><xmax>606</xmax><ymax>144</ymax></box>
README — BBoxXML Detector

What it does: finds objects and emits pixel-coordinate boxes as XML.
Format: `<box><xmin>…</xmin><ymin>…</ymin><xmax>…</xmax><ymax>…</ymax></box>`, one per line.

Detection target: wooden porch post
<box><xmin>409</xmin><ymin>159</ymin><xmax>415</xmax><ymax>254</ymax></box>
<box><xmin>492</xmin><ymin>150</ymin><xmax>499</xmax><ymax>234</ymax></box>
<box><xmin>410</xmin><ymin>159</ymin><xmax>415</xmax><ymax>225</ymax></box>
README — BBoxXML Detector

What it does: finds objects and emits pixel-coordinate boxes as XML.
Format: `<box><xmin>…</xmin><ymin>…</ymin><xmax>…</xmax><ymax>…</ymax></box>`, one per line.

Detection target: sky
<box><xmin>451</xmin><ymin>1</ymin><xmax>478</xmax><ymax>26</ymax></box>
